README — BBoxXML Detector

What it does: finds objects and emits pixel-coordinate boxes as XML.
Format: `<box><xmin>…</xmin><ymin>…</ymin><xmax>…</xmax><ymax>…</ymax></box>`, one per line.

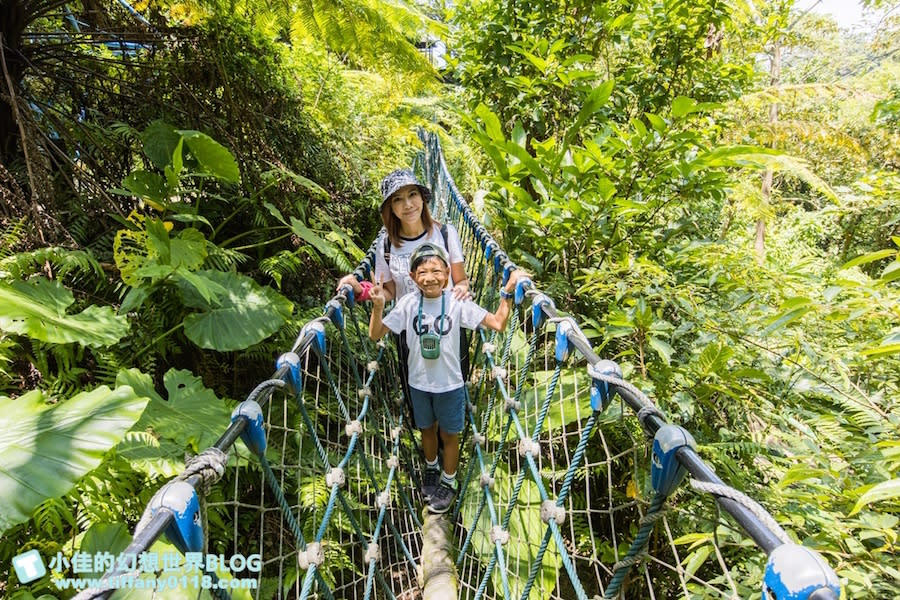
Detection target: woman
<box><xmin>337</xmin><ymin>169</ymin><xmax>473</xmax><ymax>436</ymax></box>
<box><xmin>337</xmin><ymin>169</ymin><xmax>470</xmax><ymax>302</ymax></box>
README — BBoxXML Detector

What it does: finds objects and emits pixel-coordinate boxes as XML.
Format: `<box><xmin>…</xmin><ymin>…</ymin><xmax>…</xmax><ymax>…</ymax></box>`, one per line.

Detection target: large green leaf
<box><xmin>513</xmin><ymin>369</ymin><xmax>624</xmax><ymax>440</ymax></box>
<box><xmin>0</xmin><ymin>383</ymin><xmax>149</xmax><ymax>533</ymax></box>
<box><xmin>141</xmin><ymin>121</ymin><xmax>182</xmax><ymax>171</ymax></box>
<box><xmin>79</xmin><ymin>522</ymin><xmax>133</xmax><ymax>577</ymax></box>
<box><xmin>122</xmin><ymin>170</ymin><xmax>170</xmax><ymax>206</ymax></box>
<box><xmin>178</xmin><ymin>130</ymin><xmax>240</xmax><ymax>183</ymax></box>
<box><xmin>462</xmin><ymin>464</ymin><xmax>559</xmax><ymax>600</ymax></box>
<box><xmin>0</xmin><ymin>278</ymin><xmax>129</xmax><ymax>347</ymax></box>
<box><xmin>692</xmin><ymin>145</ymin><xmax>840</xmax><ymax>204</ymax></box>
<box><xmin>119</xmin><ymin>368</ymin><xmax>231</xmax><ymax>453</ymax></box>
<box><xmin>180</xmin><ymin>270</ymin><xmax>293</xmax><ymax>351</ymax></box>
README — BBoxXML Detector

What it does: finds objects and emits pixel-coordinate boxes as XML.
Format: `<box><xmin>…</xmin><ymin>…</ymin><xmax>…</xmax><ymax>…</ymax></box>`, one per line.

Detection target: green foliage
<box><xmin>119</xmin><ymin>368</ymin><xmax>232</xmax><ymax>455</ymax></box>
<box><xmin>451</xmin><ymin>0</ymin><xmax>900</xmax><ymax>595</ymax></box>
<box><xmin>0</xmin><ymin>382</ymin><xmax>149</xmax><ymax>533</ymax></box>
<box><xmin>461</xmin><ymin>461</ymin><xmax>560</xmax><ymax>600</ymax></box>
<box><xmin>0</xmin><ymin>278</ymin><xmax>129</xmax><ymax>348</ymax></box>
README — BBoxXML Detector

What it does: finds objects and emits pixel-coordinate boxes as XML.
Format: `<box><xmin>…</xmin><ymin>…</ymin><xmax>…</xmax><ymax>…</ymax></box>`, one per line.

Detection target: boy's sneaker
<box><xmin>422</xmin><ymin>468</ymin><xmax>441</xmax><ymax>501</ymax></box>
<box><xmin>428</xmin><ymin>480</ymin><xmax>457</xmax><ymax>514</ymax></box>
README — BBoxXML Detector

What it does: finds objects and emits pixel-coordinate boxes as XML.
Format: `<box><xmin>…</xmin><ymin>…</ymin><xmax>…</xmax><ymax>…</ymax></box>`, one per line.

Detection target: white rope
<box><xmin>689</xmin><ymin>479</ymin><xmax>792</xmax><ymax>545</ymax></box>
<box><xmin>178</xmin><ymin>447</ymin><xmax>228</xmax><ymax>491</ymax></box>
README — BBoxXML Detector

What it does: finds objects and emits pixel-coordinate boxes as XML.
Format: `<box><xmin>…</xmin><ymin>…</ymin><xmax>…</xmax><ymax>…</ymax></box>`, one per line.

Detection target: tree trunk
<box><xmin>0</xmin><ymin>1</ymin><xmax>27</xmax><ymax>165</ymax></box>
<box><xmin>756</xmin><ymin>38</ymin><xmax>781</xmax><ymax>264</ymax></box>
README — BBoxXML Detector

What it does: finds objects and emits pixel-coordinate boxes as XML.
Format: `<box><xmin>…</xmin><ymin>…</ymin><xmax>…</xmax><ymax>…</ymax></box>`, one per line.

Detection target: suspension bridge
<box><xmin>70</xmin><ymin>131</ymin><xmax>841</xmax><ymax>600</ymax></box>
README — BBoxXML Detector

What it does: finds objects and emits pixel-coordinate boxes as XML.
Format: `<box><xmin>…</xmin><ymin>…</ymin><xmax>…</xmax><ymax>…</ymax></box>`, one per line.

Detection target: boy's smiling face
<box><xmin>411</xmin><ymin>256</ymin><xmax>449</xmax><ymax>298</ymax></box>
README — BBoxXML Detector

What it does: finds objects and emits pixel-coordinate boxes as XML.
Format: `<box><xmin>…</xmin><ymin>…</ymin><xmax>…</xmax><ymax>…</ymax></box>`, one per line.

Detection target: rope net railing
<box><xmin>72</xmin><ymin>131</ymin><xmax>841</xmax><ymax>600</ymax></box>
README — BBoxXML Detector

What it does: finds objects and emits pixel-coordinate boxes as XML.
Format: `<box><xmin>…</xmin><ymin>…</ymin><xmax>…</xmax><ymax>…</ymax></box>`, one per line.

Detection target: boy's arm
<box><xmin>481</xmin><ymin>270</ymin><xmax>529</xmax><ymax>332</ymax></box>
<box><xmin>368</xmin><ymin>277</ymin><xmax>391</xmax><ymax>340</ymax></box>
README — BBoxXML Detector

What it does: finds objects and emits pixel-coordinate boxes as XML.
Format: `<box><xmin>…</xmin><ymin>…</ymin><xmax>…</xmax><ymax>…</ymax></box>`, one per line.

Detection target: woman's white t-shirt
<box><xmin>374</xmin><ymin>223</ymin><xmax>464</xmax><ymax>299</ymax></box>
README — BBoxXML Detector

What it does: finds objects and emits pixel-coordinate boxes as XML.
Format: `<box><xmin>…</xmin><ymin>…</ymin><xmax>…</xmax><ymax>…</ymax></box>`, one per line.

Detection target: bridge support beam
<box><xmin>421</xmin><ymin>511</ymin><xmax>458</xmax><ymax>600</ymax></box>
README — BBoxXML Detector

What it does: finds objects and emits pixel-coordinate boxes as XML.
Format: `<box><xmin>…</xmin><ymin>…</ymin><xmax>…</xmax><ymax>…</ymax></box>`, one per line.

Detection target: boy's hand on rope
<box><xmin>506</xmin><ymin>269</ymin><xmax>530</xmax><ymax>294</ymax></box>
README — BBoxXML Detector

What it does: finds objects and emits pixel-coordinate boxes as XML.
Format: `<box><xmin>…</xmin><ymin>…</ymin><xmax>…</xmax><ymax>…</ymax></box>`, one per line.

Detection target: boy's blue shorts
<box><xmin>409</xmin><ymin>386</ymin><xmax>466</xmax><ymax>434</ymax></box>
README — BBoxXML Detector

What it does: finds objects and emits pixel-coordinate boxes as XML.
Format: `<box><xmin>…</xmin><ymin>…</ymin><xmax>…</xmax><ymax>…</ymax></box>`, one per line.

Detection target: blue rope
<box><xmin>603</xmin><ymin>493</ymin><xmax>667</xmax><ymax>598</ymax></box>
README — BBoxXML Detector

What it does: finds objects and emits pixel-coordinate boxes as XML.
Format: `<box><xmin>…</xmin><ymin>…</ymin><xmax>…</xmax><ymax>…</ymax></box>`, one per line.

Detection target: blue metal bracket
<box><xmin>514</xmin><ymin>277</ymin><xmax>532</xmax><ymax>305</ymax></box>
<box><xmin>531</xmin><ymin>294</ymin><xmax>555</xmax><ymax>330</ymax></box>
<box><xmin>587</xmin><ymin>359</ymin><xmax>622</xmax><ymax>411</ymax></box>
<box><xmin>325</xmin><ymin>299</ymin><xmax>344</xmax><ymax>329</ymax></box>
<box><xmin>231</xmin><ymin>400</ymin><xmax>266</xmax><ymax>456</ymax></box>
<box><xmin>501</xmin><ymin>264</ymin><xmax>515</xmax><ymax>288</ymax></box>
<box><xmin>339</xmin><ymin>284</ymin><xmax>356</xmax><ymax>309</ymax></box>
<box><xmin>148</xmin><ymin>481</ymin><xmax>203</xmax><ymax>554</ymax></box>
<box><xmin>302</xmin><ymin>320</ymin><xmax>327</xmax><ymax>355</ymax></box>
<box><xmin>276</xmin><ymin>352</ymin><xmax>302</xmax><ymax>391</ymax></box>
<box><xmin>651</xmin><ymin>425</ymin><xmax>696</xmax><ymax>496</ymax></box>
<box><xmin>555</xmin><ymin>320</ymin><xmax>574</xmax><ymax>363</ymax></box>
<box><xmin>763</xmin><ymin>544</ymin><xmax>841</xmax><ymax>600</ymax></box>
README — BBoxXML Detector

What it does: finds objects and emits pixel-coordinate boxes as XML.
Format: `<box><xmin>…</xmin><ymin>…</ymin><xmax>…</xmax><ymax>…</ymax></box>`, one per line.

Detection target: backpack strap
<box><xmin>440</xmin><ymin>223</ymin><xmax>449</xmax><ymax>251</ymax></box>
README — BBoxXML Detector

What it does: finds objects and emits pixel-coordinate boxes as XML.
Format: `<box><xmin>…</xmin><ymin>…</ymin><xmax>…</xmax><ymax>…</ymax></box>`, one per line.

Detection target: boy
<box><xmin>369</xmin><ymin>241</ymin><xmax>528</xmax><ymax>514</ymax></box>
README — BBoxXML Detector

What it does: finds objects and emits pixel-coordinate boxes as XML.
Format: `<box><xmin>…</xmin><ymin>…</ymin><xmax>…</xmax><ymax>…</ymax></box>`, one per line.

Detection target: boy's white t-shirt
<box><xmin>374</xmin><ymin>223</ymin><xmax>464</xmax><ymax>299</ymax></box>
<box><xmin>382</xmin><ymin>290</ymin><xmax>487</xmax><ymax>393</ymax></box>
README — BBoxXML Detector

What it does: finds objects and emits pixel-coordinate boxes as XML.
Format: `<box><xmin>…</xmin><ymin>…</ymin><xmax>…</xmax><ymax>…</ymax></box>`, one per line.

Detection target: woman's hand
<box><xmin>451</xmin><ymin>281</ymin><xmax>472</xmax><ymax>301</ymax></box>
<box><xmin>337</xmin><ymin>274</ymin><xmax>362</xmax><ymax>295</ymax></box>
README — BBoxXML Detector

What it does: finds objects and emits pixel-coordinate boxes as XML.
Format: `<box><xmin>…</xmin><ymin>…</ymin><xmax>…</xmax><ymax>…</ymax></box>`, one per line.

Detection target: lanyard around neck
<box><xmin>418</xmin><ymin>291</ymin><xmax>446</xmax><ymax>332</ymax></box>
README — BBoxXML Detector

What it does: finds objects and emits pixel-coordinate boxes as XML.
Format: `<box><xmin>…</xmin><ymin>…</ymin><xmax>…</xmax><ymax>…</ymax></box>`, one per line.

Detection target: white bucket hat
<box><xmin>380</xmin><ymin>169</ymin><xmax>433</xmax><ymax>208</ymax></box>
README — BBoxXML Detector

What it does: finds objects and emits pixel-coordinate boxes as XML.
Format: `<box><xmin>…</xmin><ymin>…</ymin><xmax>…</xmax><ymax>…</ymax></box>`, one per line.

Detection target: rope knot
<box><xmin>637</xmin><ymin>405</ymin><xmax>666</xmax><ymax>435</ymax></box>
<box><xmin>376</xmin><ymin>339</ymin><xmax>386</xmax><ymax>349</ymax></box>
<box><xmin>297</xmin><ymin>542</ymin><xmax>324</xmax><ymax>570</ymax></box>
<box><xmin>639</xmin><ymin>508</ymin><xmax>668</xmax><ymax>526</ymax></box>
<box><xmin>326</xmin><ymin>467</ymin><xmax>346</xmax><ymax>488</ymax></box>
<box><xmin>540</xmin><ymin>500</ymin><xmax>566</xmax><ymax>525</ymax></box>
<box><xmin>472</xmin><ymin>432</ymin><xmax>486</xmax><ymax>447</ymax></box>
<box><xmin>482</xmin><ymin>342</ymin><xmax>497</xmax><ymax>355</ymax></box>
<box><xmin>180</xmin><ymin>447</ymin><xmax>228</xmax><ymax>491</ymax></box>
<box><xmin>505</xmin><ymin>398</ymin><xmax>521</xmax><ymax>413</ymax></box>
<box><xmin>492</xmin><ymin>366</ymin><xmax>507</xmax><ymax>381</ymax></box>
<box><xmin>479</xmin><ymin>473</ymin><xmax>495</xmax><ymax>489</ymax></box>
<box><xmin>518</xmin><ymin>437</ymin><xmax>540</xmax><ymax>457</ymax></box>
<box><xmin>376</xmin><ymin>491</ymin><xmax>391</xmax><ymax>509</ymax></box>
<box><xmin>366</xmin><ymin>360</ymin><xmax>378</xmax><ymax>372</ymax></box>
<box><xmin>490</xmin><ymin>526</ymin><xmax>509</xmax><ymax>545</ymax></box>
<box><xmin>345</xmin><ymin>420</ymin><xmax>363</xmax><ymax>437</ymax></box>
<box><xmin>612</xmin><ymin>552</ymin><xmax>647</xmax><ymax>572</ymax></box>
<box><xmin>364</xmin><ymin>543</ymin><xmax>381</xmax><ymax>564</ymax></box>
<box><xmin>390</xmin><ymin>426</ymin><xmax>401</xmax><ymax>441</ymax></box>
<box><xmin>357</xmin><ymin>386</ymin><xmax>371</xmax><ymax>399</ymax></box>
<box><xmin>387</xmin><ymin>456</ymin><xmax>399</xmax><ymax>470</ymax></box>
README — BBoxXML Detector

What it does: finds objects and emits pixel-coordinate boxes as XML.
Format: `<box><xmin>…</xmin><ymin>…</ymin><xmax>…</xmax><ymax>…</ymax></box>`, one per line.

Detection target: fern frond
<box><xmin>203</xmin><ymin>245</ymin><xmax>249</xmax><ymax>271</ymax></box>
<box><xmin>259</xmin><ymin>250</ymin><xmax>307</xmax><ymax>289</ymax></box>
<box><xmin>0</xmin><ymin>217</ymin><xmax>29</xmax><ymax>260</ymax></box>
<box><xmin>0</xmin><ymin>247</ymin><xmax>103</xmax><ymax>283</ymax></box>
<box><xmin>32</xmin><ymin>496</ymin><xmax>77</xmax><ymax>539</ymax></box>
